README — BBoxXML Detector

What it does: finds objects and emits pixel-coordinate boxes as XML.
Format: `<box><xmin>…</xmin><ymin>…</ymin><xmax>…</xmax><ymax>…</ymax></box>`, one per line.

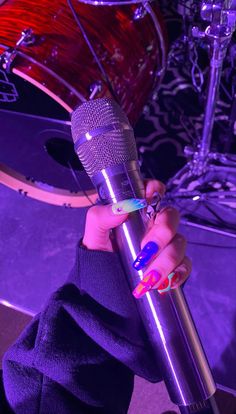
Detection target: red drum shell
<box><xmin>0</xmin><ymin>0</ymin><xmax>166</xmax><ymax>207</ymax></box>
<box><xmin>0</xmin><ymin>0</ymin><xmax>166</xmax><ymax>123</ymax></box>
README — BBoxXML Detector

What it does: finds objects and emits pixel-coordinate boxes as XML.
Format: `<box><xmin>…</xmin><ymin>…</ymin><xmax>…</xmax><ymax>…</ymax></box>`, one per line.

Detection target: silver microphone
<box><xmin>71</xmin><ymin>97</ymin><xmax>219</xmax><ymax>413</ymax></box>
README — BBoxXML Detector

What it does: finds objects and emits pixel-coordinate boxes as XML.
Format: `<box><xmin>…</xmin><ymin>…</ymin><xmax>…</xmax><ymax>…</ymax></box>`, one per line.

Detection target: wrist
<box><xmin>81</xmin><ymin>236</ymin><xmax>113</xmax><ymax>253</ymax></box>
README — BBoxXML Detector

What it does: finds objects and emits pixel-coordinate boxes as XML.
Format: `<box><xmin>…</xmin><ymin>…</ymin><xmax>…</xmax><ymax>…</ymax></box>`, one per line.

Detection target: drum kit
<box><xmin>0</xmin><ymin>0</ymin><xmax>235</xmax><ymax>234</ymax></box>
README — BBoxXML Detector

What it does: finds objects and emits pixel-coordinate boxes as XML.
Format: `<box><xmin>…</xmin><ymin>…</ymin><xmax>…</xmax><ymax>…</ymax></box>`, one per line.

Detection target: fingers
<box><xmin>82</xmin><ymin>204</ymin><xmax>129</xmax><ymax>251</ymax></box>
<box><xmin>145</xmin><ymin>232</ymin><xmax>187</xmax><ymax>284</ymax></box>
<box><xmin>132</xmin><ymin>226</ymin><xmax>188</xmax><ymax>299</ymax></box>
<box><xmin>141</xmin><ymin>206</ymin><xmax>180</xmax><ymax>252</ymax></box>
<box><xmin>157</xmin><ymin>255</ymin><xmax>192</xmax><ymax>293</ymax></box>
<box><xmin>169</xmin><ymin>256</ymin><xmax>192</xmax><ymax>289</ymax></box>
<box><xmin>133</xmin><ymin>251</ymin><xmax>191</xmax><ymax>299</ymax></box>
<box><xmin>144</xmin><ymin>179</ymin><xmax>166</xmax><ymax>203</ymax></box>
<box><xmin>83</xmin><ymin>179</ymin><xmax>165</xmax><ymax>252</ymax></box>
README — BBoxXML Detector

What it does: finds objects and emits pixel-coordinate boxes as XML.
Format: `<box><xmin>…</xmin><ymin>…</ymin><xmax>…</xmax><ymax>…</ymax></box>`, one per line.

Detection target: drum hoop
<box><xmin>76</xmin><ymin>0</ymin><xmax>143</xmax><ymax>5</ymax></box>
<box><xmin>0</xmin><ymin>48</ymin><xmax>97</xmax><ymax>208</ymax></box>
<box><xmin>144</xmin><ymin>2</ymin><xmax>166</xmax><ymax>78</ymax></box>
<box><xmin>13</xmin><ymin>67</ymin><xmax>74</xmax><ymax>113</ymax></box>
<box><xmin>0</xmin><ymin>163</ymin><xmax>98</xmax><ymax>208</ymax></box>
<box><xmin>0</xmin><ymin>44</ymin><xmax>86</xmax><ymax>112</ymax></box>
<box><xmin>0</xmin><ymin>8</ymin><xmax>165</xmax><ymax>207</ymax></box>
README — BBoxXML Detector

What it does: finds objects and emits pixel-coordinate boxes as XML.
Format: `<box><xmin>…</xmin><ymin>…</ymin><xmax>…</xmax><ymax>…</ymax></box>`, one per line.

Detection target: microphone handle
<box><xmin>93</xmin><ymin>161</ymin><xmax>218</xmax><ymax>412</ymax></box>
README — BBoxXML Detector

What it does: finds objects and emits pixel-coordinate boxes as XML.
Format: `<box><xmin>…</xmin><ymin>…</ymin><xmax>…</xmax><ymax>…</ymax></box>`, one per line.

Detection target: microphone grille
<box><xmin>71</xmin><ymin>98</ymin><xmax>138</xmax><ymax>178</ymax></box>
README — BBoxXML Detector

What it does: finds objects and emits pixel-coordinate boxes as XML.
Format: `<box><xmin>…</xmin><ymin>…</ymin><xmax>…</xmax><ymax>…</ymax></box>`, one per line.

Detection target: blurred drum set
<box><xmin>0</xmin><ymin>0</ymin><xmax>236</xmax><ymax>226</ymax></box>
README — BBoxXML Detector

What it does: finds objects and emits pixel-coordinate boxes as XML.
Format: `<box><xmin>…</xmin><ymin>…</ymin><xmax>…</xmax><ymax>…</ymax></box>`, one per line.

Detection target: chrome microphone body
<box><xmin>71</xmin><ymin>98</ymin><xmax>219</xmax><ymax>413</ymax></box>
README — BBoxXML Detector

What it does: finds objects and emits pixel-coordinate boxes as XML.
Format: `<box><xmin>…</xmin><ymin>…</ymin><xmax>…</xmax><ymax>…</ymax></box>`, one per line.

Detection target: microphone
<box><xmin>71</xmin><ymin>97</ymin><xmax>220</xmax><ymax>414</ymax></box>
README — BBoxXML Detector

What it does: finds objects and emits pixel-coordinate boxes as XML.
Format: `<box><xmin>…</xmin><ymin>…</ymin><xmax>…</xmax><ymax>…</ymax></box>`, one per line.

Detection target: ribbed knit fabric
<box><xmin>2</xmin><ymin>243</ymin><xmax>162</xmax><ymax>414</ymax></box>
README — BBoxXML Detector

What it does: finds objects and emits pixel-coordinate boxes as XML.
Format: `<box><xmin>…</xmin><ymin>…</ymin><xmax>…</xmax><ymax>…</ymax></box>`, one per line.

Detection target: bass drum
<box><xmin>0</xmin><ymin>0</ymin><xmax>166</xmax><ymax>207</ymax></box>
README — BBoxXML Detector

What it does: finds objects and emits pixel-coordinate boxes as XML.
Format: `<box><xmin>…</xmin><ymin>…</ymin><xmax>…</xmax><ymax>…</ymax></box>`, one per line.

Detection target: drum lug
<box><xmin>16</xmin><ymin>28</ymin><xmax>35</xmax><ymax>47</ymax></box>
<box><xmin>0</xmin><ymin>48</ymin><xmax>17</xmax><ymax>73</ymax></box>
<box><xmin>133</xmin><ymin>5</ymin><xmax>147</xmax><ymax>21</ymax></box>
<box><xmin>0</xmin><ymin>28</ymin><xmax>35</xmax><ymax>72</ymax></box>
<box><xmin>89</xmin><ymin>81</ymin><xmax>102</xmax><ymax>99</ymax></box>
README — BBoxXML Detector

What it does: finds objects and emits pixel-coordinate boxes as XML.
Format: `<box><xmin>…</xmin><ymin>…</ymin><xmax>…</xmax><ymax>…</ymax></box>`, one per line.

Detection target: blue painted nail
<box><xmin>133</xmin><ymin>241</ymin><xmax>159</xmax><ymax>270</ymax></box>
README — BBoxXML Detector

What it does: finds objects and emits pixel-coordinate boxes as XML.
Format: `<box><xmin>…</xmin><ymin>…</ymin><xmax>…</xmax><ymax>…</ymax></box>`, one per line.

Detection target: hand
<box><xmin>132</xmin><ymin>206</ymin><xmax>192</xmax><ymax>298</ymax></box>
<box><xmin>82</xmin><ymin>180</ymin><xmax>191</xmax><ymax>295</ymax></box>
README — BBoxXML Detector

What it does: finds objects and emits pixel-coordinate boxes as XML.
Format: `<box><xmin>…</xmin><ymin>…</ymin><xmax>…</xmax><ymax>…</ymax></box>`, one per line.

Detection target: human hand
<box><xmin>132</xmin><ymin>205</ymin><xmax>192</xmax><ymax>298</ymax></box>
<box><xmin>82</xmin><ymin>179</ymin><xmax>191</xmax><ymax>295</ymax></box>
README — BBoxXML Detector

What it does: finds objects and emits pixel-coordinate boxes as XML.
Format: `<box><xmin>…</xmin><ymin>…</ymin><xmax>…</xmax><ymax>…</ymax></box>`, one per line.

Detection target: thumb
<box><xmin>82</xmin><ymin>199</ymin><xmax>146</xmax><ymax>252</ymax></box>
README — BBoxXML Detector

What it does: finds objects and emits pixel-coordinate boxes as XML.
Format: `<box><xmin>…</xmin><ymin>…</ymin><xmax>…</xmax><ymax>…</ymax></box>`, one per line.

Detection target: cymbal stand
<box><xmin>167</xmin><ymin>1</ymin><xmax>236</xmax><ymax>237</ymax></box>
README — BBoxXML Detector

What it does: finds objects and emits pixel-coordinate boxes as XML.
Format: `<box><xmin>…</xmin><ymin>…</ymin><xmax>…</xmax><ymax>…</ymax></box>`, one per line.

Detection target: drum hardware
<box><xmin>133</xmin><ymin>5</ymin><xmax>147</xmax><ymax>20</ymax></box>
<box><xmin>0</xmin><ymin>48</ymin><xmax>18</xmax><ymax>73</ymax></box>
<box><xmin>200</xmin><ymin>0</ymin><xmax>236</xmax><ymax>24</ymax></box>
<box><xmin>0</xmin><ymin>69</ymin><xmax>18</xmax><ymax>102</ymax></box>
<box><xmin>167</xmin><ymin>0</ymin><xmax>236</xmax><ymax>237</ymax></box>
<box><xmin>0</xmin><ymin>0</ymin><xmax>166</xmax><ymax>208</ymax></box>
<box><xmin>201</xmin><ymin>1</ymin><xmax>222</xmax><ymax>23</ymax></box>
<box><xmin>0</xmin><ymin>163</ymin><xmax>98</xmax><ymax>207</ymax></box>
<box><xmin>177</xmin><ymin>0</ymin><xmax>200</xmax><ymax>17</ymax></box>
<box><xmin>0</xmin><ymin>28</ymin><xmax>35</xmax><ymax>72</ymax></box>
<box><xmin>89</xmin><ymin>80</ymin><xmax>102</xmax><ymax>99</ymax></box>
<box><xmin>143</xmin><ymin>1</ymin><xmax>166</xmax><ymax>85</ymax></box>
<box><xmin>164</xmin><ymin>2</ymin><xmax>206</xmax><ymax>92</ymax></box>
<box><xmin>16</xmin><ymin>28</ymin><xmax>35</xmax><ymax>47</ymax></box>
<box><xmin>67</xmin><ymin>0</ymin><xmax>119</xmax><ymax>103</ymax></box>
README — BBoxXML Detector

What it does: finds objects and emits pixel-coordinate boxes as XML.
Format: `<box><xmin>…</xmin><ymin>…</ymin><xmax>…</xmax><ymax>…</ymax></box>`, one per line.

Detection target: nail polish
<box><xmin>132</xmin><ymin>270</ymin><xmax>161</xmax><ymax>299</ymax></box>
<box><xmin>170</xmin><ymin>272</ymin><xmax>182</xmax><ymax>289</ymax></box>
<box><xmin>112</xmin><ymin>198</ymin><xmax>147</xmax><ymax>215</ymax></box>
<box><xmin>157</xmin><ymin>271</ymin><xmax>176</xmax><ymax>294</ymax></box>
<box><xmin>133</xmin><ymin>241</ymin><xmax>159</xmax><ymax>270</ymax></box>
<box><xmin>146</xmin><ymin>192</ymin><xmax>161</xmax><ymax>220</ymax></box>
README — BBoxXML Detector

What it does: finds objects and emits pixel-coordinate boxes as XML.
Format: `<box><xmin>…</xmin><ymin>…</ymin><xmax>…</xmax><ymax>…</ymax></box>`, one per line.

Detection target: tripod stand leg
<box><xmin>167</xmin><ymin>163</ymin><xmax>190</xmax><ymax>190</ymax></box>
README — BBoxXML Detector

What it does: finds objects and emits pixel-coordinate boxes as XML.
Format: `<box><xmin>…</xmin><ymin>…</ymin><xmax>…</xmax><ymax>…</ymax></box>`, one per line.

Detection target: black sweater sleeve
<box><xmin>2</xmin><ymin>244</ymin><xmax>162</xmax><ymax>414</ymax></box>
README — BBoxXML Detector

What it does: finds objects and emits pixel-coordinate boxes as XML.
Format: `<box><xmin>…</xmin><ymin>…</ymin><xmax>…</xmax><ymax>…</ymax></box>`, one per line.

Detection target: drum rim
<box><xmin>76</xmin><ymin>0</ymin><xmax>144</xmax><ymax>5</ymax></box>
<box><xmin>0</xmin><ymin>3</ymin><xmax>166</xmax><ymax>207</ymax></box>
<box><xmin>0</xmin><ymin>48</ymin><xmax>97</xmax><ymax>208</ymax></box>
<box><xmin>0</xmin><ymin>44</ymin><xmax>87</xmax><ymax>111</ymax></box>
<box><xmin>13</xmin><ymin>67</ymin><xmax>74</xmax><ymax>113</ymax></box>
<box><xmin>0</xmin><ymin>163</ymin><xmax>98</xmax><ymax>208</ymax></box>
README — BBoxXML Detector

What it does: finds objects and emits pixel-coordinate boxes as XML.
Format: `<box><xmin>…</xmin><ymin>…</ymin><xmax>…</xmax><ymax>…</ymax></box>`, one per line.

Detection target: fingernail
<box><xmin>170</xmin><ymin>272</ymin><xmax>183</xmax><ymax>289</ymax></box>
<box><xmin>157</xmin><ymin>271</ymin><xmax>181</xmax><ymax>294</ymax></box>
<box><xmin>132</xmin><ymin>270</ymin><xmax>161</xmax><ymax>299</ymax></box>
<box><xmin>111</xmin><ymin>198</ymin><xmax>147</xmax><ymax>215</ymax></box>
<box><xmin>146</xmin><ymin>192</ymin><xmax>161</xmax><ymax>220</ymax></box>
<box><xmin>150</xmin><ymin>192</ymin><xmax>161</xmax><ymax>207</ymax></box>
<box><xmin>133</xmin><ymin>241</ymin><xmax>159</xmax><ymax>270</ymax></box>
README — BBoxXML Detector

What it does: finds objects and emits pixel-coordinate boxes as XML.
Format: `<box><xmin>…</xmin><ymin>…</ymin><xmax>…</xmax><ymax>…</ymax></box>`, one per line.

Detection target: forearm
<box><xmin>2</xmin><ymin>244</ymin><xmax>160</xmax><ymax>414</ymax></box>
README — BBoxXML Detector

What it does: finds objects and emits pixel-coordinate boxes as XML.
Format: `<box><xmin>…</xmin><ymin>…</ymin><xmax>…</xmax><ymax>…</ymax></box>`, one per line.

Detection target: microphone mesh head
<box><xmin>71</xmin><ymin>98</ymin><xmax>138</xmax><ymax>178</ymax></box>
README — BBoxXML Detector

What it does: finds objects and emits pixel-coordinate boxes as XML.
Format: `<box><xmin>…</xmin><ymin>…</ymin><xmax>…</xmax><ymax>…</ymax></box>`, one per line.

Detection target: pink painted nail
<box><xmin>132</xmin><ymin>270</ymin><xmax>161</xmax><ymax>299</ymax></box>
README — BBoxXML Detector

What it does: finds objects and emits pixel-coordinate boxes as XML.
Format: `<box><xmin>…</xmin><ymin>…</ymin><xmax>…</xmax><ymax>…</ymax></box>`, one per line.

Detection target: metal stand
<box><xmin>167</xmin><ymin>1</ymin><xmax>236</xmax><ymax>237</ymax></box>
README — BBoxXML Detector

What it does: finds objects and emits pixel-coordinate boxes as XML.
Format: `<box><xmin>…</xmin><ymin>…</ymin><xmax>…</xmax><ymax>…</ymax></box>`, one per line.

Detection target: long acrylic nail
<box><xmin>170</xmin><ymin>272</ymin><xmax>183</xmax><ymax>289</ymax></box>
<box><xmin>112</xmin><ymin>198</ymin><xmax>147</xmax><ymax>215</ymax></box>
<box><xmin>133</xmin><ymin>241</ymin><xmax>159</xmax><ymax>271</ymax></box>
<box><xmin>132</xmin><ymin>270</ymin><xmax>161</xmax><ymax>299</ymax></box>
<box><xmin>157</xmin><ymin>271</ymin><xmax>179</xmax><ymax>294</ymax></box>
